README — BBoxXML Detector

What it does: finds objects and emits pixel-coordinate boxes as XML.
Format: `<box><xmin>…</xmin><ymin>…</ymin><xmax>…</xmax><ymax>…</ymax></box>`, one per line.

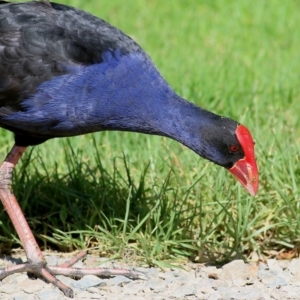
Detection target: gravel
<box><xmin>1</xmin><ymin>253</ymin><xmax>300</xmax><ymax>299</ymax></box>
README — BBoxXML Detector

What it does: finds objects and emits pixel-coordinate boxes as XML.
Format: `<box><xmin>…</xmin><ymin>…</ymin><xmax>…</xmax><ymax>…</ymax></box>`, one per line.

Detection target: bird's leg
<box><xmin>0</xmin><ymin>145</ymin><xmax>44</xmax><ymax>262</ymax></box>
<box><xmin>0</xmin><ymin>144</ymin><xmax>74</xmax><ymax>297</ymax></box>
<box><xmin>0</xmin><ymin>144</ymin><xmax>145</xmax><ymax>298</ymax></box>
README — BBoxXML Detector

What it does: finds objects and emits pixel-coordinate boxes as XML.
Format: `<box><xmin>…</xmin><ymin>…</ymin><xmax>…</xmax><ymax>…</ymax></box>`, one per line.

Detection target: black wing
<box><xmin>0</xmin><ymin>1</ymin><xmax>141</xmax><ymax>113</ymax></box>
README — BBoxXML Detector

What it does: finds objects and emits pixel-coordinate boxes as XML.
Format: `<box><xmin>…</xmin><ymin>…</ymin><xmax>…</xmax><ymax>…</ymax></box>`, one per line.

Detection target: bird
<box><xmin>0</xmin><ymin>0</ymin><xmax>258</xmax><ymax>298</ymax></box>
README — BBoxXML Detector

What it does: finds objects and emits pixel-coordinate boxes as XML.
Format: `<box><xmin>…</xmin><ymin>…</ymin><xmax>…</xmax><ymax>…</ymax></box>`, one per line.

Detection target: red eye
<box><xmin>230</xmin><ymin>145</ymin><xmax>239</xmax><ymax>152</ymax></box>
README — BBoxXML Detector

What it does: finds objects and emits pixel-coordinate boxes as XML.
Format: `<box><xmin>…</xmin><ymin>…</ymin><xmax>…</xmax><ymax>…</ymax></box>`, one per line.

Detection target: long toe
<box><xmin>48</xmin><ymin>264</ymin><xmax>148</xmax><ymax>280</ymax></box>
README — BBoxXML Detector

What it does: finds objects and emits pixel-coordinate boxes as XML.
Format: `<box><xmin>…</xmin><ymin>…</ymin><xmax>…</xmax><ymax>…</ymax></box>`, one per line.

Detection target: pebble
<box><xmin>219</xmin><ymin>259</ymin><xmax>251</xmax><ymax>281</ymax></box>
<box><xmin>45</xmin><ymin>255</ymin><xmax>59</xmax><ymax>266</ymax></box>
<box><xmin>71</xmin><ymin>275</ymin><xmax>104</xmax><ymax>291</ymax></box>
<box><xmin>2</xmin><ymin>273</ymin><xmax>28</xmax><ymax>284</ymax></box>
<box><xmin>104</xmin><ymin>275</ymin><xmax>131</xmax><ymax>287</ymax></box>
<box><xmin>13</xmin><ymin>292</ymin><xmax>37</xmax><ymax>300</ymax></box>
<box><xmin>1</xmin><ymin>254</ymin><xmax>300</xmax><ymax>299</ymax></box>
<box><xmin>145</xmin><ymin>278</ymin><xmax>167</xmax><ymax>292</ymax></box>
<box><xmin>0</xmin><ymin>282</ymin><xmax>21</xmax><ymax>294</ymax></box>
<box><xmin>38</xmin><ymin>289</ymin><xmax>64</xmax><ymax>300</ymax></box>
<box><xmin>173</xmin><ymin>284</ymin><xmax>197</xmax><ymax>298</ymax></box>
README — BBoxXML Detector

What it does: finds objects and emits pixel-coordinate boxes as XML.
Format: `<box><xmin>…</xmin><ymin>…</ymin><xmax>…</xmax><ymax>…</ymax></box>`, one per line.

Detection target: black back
<box><xmin>0</xmin><ymin>1</ymin><xmax>141</xmax><ymax>115</ymax></box>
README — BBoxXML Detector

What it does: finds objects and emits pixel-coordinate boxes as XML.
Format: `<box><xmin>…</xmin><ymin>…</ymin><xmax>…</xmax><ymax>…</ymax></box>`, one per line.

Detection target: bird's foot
<box><xmin>0</xmin><ymin>259</ymin><xmax>74</xmax><ymax>298</ymax></box>
<box><xmin>0</xmin><ymin>250</ymin><xmax>147</xmax><ymax>298</ymax></box>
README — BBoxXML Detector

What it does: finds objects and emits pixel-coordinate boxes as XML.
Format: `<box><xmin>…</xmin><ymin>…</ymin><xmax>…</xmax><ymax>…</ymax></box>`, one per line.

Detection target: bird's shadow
<box><xmin>0</xmin><ymin>255</ymin><xmax>23</xmax><ymax>265</ymax></box>
<box><xmin>0</xmin><ymin>140</ymin><xmax>242</xmax><ymax>266</ymax></box>
<box><xmin>0</xmin><ymin>144</ymin><xmax>156</xmax><ymax>255</ymax></box>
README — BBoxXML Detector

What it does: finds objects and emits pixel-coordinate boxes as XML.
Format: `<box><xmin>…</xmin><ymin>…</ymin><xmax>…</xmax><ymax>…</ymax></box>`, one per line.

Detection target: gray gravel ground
<box><xmin>1</xmin><ymin>252</ymin><xmax>300</xmax><ymax>300</ymax></box>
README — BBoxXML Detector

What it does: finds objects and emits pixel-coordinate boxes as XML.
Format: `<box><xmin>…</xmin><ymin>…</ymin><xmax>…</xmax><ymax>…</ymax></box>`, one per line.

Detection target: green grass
<box><xmin>1</xmin><ymin>0</ymin><xmax>300</xmax><ymax>267</ymax></box>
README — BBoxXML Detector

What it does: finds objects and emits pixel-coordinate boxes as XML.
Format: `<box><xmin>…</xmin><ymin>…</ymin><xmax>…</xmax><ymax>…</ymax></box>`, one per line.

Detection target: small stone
<box><xmin>106</xmin><ymin>285</ymin><xmax>124</xmax><ymax>294</ymax></box>
<box><xmin>163</xmin><ymin>271</ymin><xmax>183</xmax><ymax>285</ymax></box>
<box><xmin>277</xmin><ymin>259</ymin><xmax>290</xmax><ymax>270</ymax></box>
<box><xmin>124</xmin><ymin>281</ymin><xmax>150</xmax><ymax>295</ymax></box>
<box><xmin>211</xmin><ymin>279</ymin><xmax>229</xmax><ymax>288</ymax></box>
<box><xmin>140</xmin><ymin>286</ymin><xmax>152</xmax><ymax>294</ymax></box>
<box><xmin>218</xmin><ymin>286</ymin><xmax>264</xmax><ymax>300</ymax></box>
<box><xmin>232</xmin><ymin>278</ymin><xmax>248</xmax><ymax>287</ymax></box>
<box><xmin>251</xmin><ymin>279</ymin><xmax>269</xmax><ymax>289</ymax></box>
<box><xmin>247</xmin><ymin>263</ymin><xmax>259</xmax><ymax>279</ymax></box>
<box><xmin>257</xmin><ymin>268</ymin><xmax>277</xmax><ymax>281</ymax></box>
<box><xmin>71</xmin><ymin>275</ymin><xmax>104</xmax><ymax>291</ymax></box>
<box><xmin>219</xmin><ymin>260</ymin><xmax>250</xmax><ymax>281</ymax></box>
<box><xmin>2</xmin><ymin>273</ymin><xmax>28</xmax><ymax>284</ymax></box>
<box><xmin>104</xmin><ymin>275</ymin><xmax>131</xmax><ymax>287</ymax></box>
<box><xmin>191</xmin><ymin>278</ymin><xmax>213</xmax><ymax>288</ymax></box>
<box><xmin>78</xmin><ymin>291</ymin><xmax>102</xmax><ymax>299</ymax></box>
<box><xmin>200</xmin><ymin>266</ymin><xmax>221</xmax><ymax>278</ymax></box>
<box><xmin>20</xmin><ymin>278</ymin><xmax>45</xmax><ymax>294</ymax></box>
<box><xmin>258</xmin><ymin>261</ymin><xmax>267</xmax><ymax>270</ymax></box>
<box><xmin>281</xmin><ymin>285</ymin><xmax>300</xmax><ymax>298</ymax></box>
<box><xmin>267</xmin><ymin>276</ymin><xmax>287</xmax><ymax>288</ymax></box>
<box><xmin>173</xmin><ymin>284</ymin><xmax>197</xmax><ymax>298</ymax></box>
<box><xmin>55</xmin><ymin>275</ymin><xmax>78</xmax><ymax>290</ymax></box>
<box><xmin>207</xmin><ymin>273</ymin><xmax>218</xmax><ymax>280</ymax></box>
<box><xmin>288</xmin><ymin>258</ymin><xmax>300</xmax><ymax>277</ymax></box>
<box><xmin>45</xmin><ymin>255</ymin><xmax>58</xmax><ymax>266</ymax></box>
<box><xmin>13</xmin><ymin>292</ymin><xmax>36</xmax><ymax>300</ymax></box>
<box><xmin>145</xmin><ymin>278</ymin><xmax>167</xmax><ymax>292</ymax></box>
<box><xmin>86</xmin><ymin>287</ymin><xmax>100</xmax><ymax>293</ymax></box>
<box><xmin>261</xmin><ymin>292</ymin><xmax>272</xmax><ymax>300</ymax></box>
<box><xmin>0</xmin><ymin>283</ymin><xmax>21</xmax><ymax>294</ymax></box>
<box><xmin>281</xmin><ymin>270</ymin><xmax>292</xmax><ymax>283</ymax></box>
<box><xmin>37</xmin><ymin>289</ymin><xmax>64</xmax><ymax>300</ymax></box>
<box><xmin>270</xmin><ymin>288</ymin><xmax>290</xmax><ymax>300</ymax></box>
<box><xmin>207</xmin><ymin>292</ymin><xmax>223</xmax><ymax>300</ymax></box>
<box><xmin>146</xmin><ymin>267</ymin><xmax>160</xmax><ymax>277</ymax></box>
<box><xmin>193</xmin><ymin>279</ymin><xmax>213</xmax><ymax>295</ymax></box>
<box><xmin>267</xmin><ymin>259</ymin><xmax>283</xmax><ymax>272</ymax></box>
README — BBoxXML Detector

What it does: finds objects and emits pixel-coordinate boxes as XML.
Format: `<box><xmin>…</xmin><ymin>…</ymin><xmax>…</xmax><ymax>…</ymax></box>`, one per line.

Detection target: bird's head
<box><xmin>199</xmin><ymin>117</ymin><xmax>258</xmax><ymax>196</ymax></box>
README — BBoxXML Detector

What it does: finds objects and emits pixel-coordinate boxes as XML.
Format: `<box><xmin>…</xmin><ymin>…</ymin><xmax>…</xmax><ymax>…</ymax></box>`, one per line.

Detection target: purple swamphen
<box><xmin>0</xmin><ymin>1</ymin><xmax>259</xmax><ymax>297</ymax></box>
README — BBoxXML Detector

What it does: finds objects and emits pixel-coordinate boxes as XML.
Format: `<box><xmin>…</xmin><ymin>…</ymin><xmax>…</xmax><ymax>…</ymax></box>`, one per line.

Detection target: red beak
<box><xmin>228</xmin><ymin>125</ymin><xmax>258</xmax><ymax>196</ymax></box>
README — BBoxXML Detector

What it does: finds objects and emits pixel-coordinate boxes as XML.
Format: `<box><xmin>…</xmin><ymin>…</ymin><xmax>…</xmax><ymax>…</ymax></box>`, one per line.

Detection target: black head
<box><xmin>196</xmin><ymin>115</ymin><xmax>258</xmax><ymax>195</ymax></box>
<box><xmin>199</xmin><ymin>116</ymin><xmax>245</xmax><ymax>168</ymax></box>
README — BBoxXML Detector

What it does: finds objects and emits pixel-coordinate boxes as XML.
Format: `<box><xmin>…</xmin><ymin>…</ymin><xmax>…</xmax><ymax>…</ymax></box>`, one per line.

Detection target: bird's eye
<box><xmin>230</xmin><ymin>145</ymin><xmax>239</xmax><ymax>152</ymax></box>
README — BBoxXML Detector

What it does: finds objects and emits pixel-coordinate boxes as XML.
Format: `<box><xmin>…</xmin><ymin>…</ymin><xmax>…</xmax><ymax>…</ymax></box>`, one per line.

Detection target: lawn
<box><xmin>1</xmin><ymin>0</ymin><xmax>300</xmax><ymax>267</ymax></box>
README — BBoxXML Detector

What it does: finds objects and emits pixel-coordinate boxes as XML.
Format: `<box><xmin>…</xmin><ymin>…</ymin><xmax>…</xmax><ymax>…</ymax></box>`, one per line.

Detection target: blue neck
<box><xmin>68</xmin><ymin>53</ymin><xmax>216</xmax><ymax>154</ymax></box>
<box><xmin>10</xmin><ymin>52</ymin><xmax>218</xmax><ymax>157</ymax></box>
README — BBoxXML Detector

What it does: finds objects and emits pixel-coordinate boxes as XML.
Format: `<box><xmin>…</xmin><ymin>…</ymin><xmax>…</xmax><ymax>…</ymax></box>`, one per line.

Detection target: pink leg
<box><xmin>0</xmin><ymin>144</ymin><xmax>145</xmax><ymax>298</ymax></box>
